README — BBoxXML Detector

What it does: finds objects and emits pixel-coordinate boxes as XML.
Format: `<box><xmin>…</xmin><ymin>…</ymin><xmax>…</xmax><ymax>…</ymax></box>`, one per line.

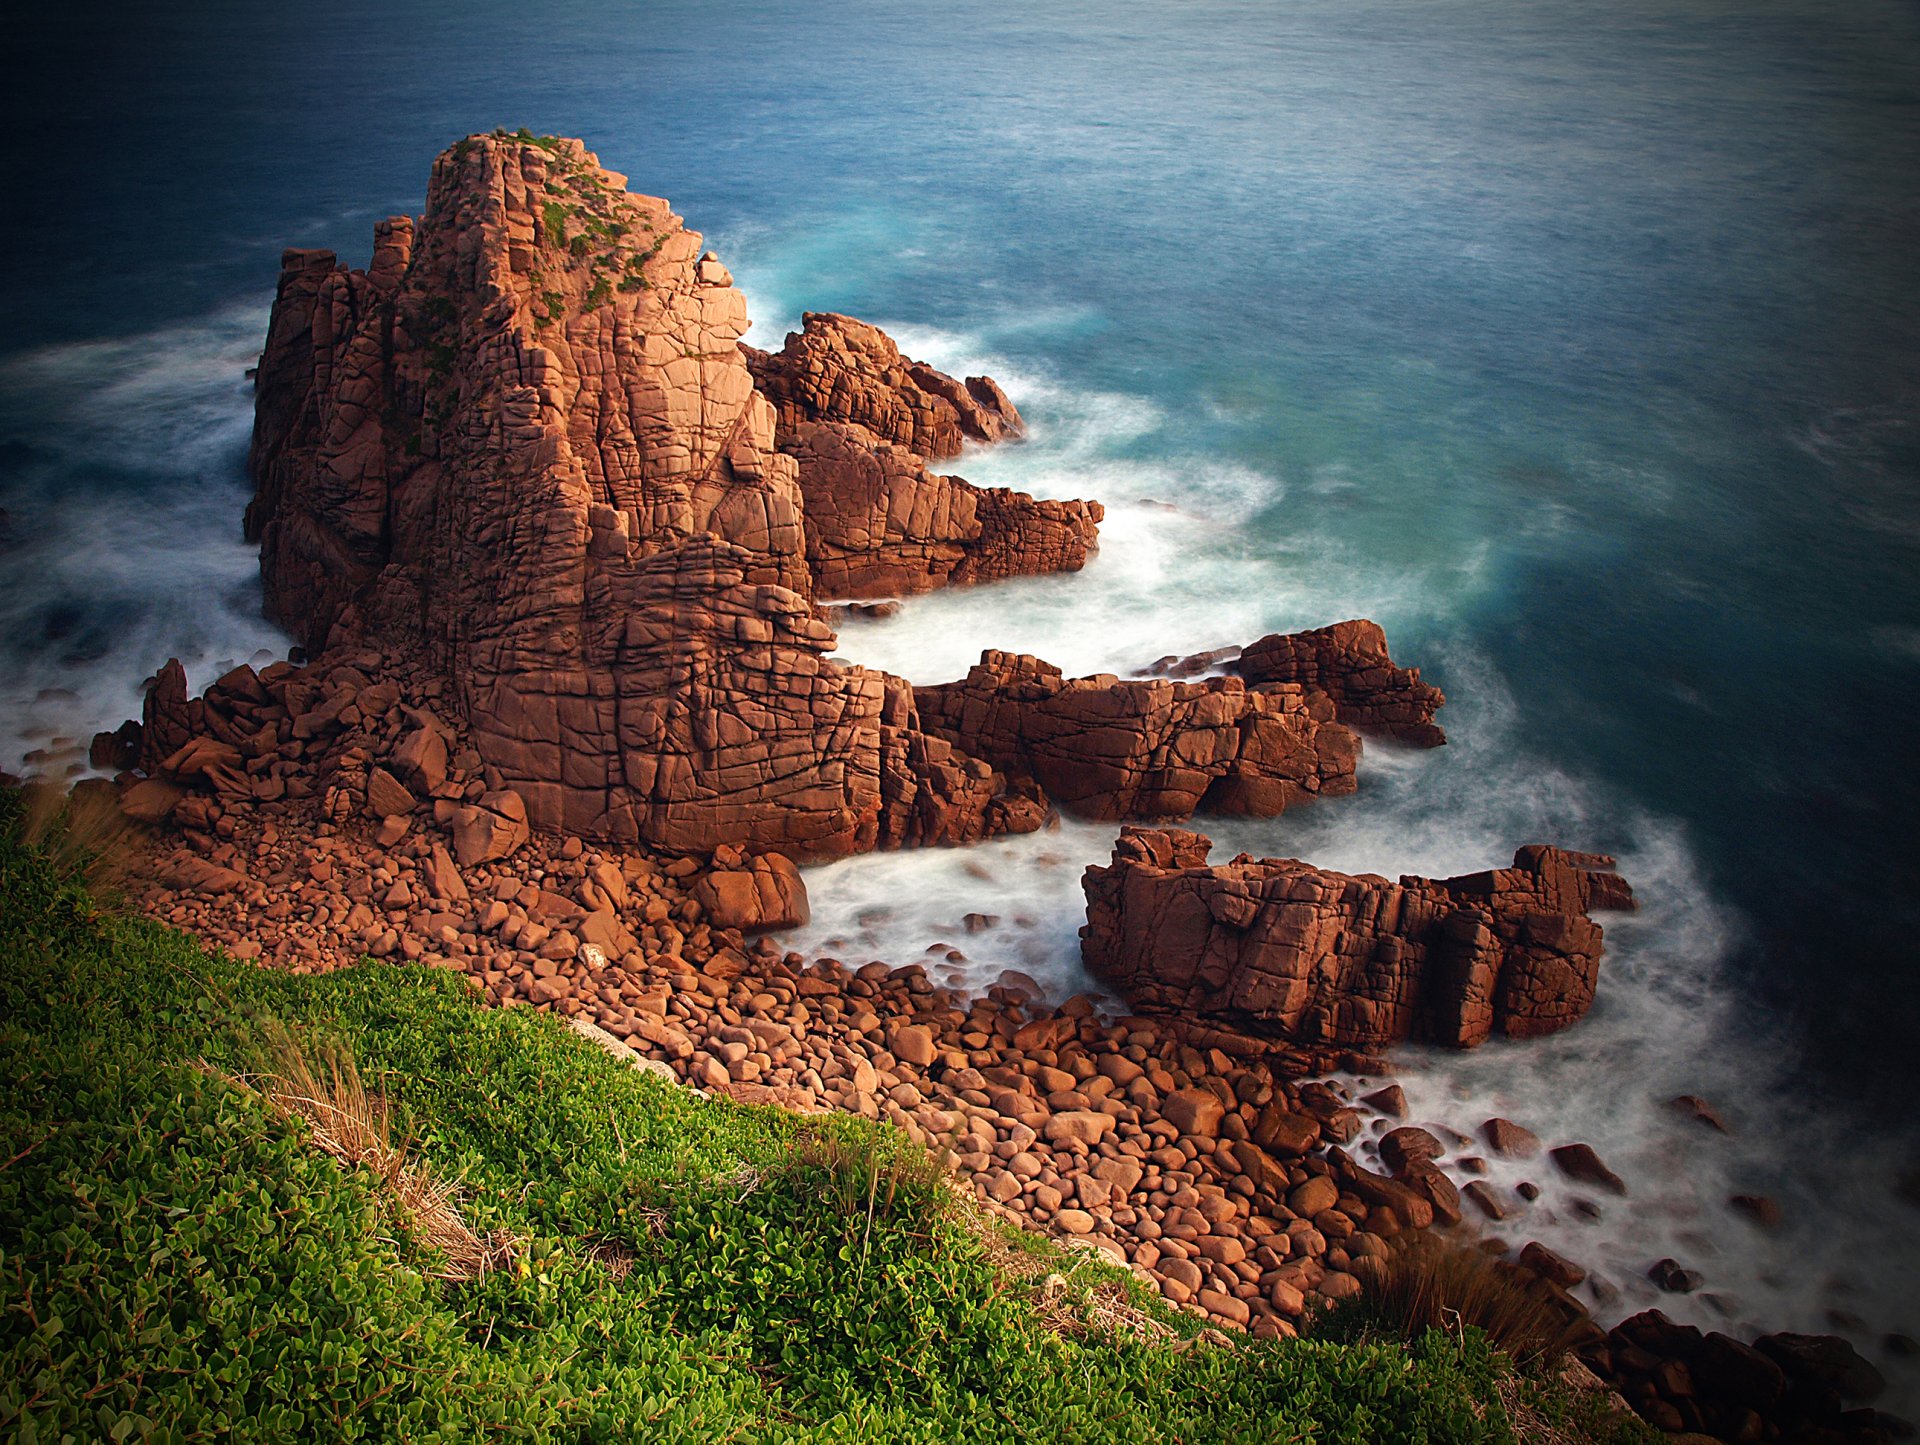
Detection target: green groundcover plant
<box><xmin>0</xmin><ymin>789</ymin><xmax>1654</xmax><ymax>1443</ymax></box>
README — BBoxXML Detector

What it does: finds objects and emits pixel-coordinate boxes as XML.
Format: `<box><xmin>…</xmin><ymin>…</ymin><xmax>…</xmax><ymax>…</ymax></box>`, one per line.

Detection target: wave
<box><xmin>0</xmin><ymin>303</ymin><xmax>287</xmax><ymax>775</ymax></box>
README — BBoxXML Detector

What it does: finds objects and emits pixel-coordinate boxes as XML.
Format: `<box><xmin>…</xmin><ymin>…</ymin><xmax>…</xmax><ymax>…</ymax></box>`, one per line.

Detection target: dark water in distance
<box><xmin>4</xmin><ymin>0</ymin><xmax>1919</xmax><ymax>1385</ymax></box>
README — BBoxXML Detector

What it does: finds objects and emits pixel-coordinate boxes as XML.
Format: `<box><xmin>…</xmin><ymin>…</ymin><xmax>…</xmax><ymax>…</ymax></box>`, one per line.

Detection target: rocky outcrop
<box><xmin>787</xmin><ymin>419</ymin><xmax>1100</xmax><ymax>598</ymax></box>
<box><xmin>241</xmin><ymin>133</ymin><xmax>1037</xmax><ymax>858</ymax></box>
<box><xmin>744</xmin><ymin>312</ymin><xmax>1022</xmax><ymax>460</ymax></box>
<box><xmin>916</xmin><ymin>652</ymin><xmax>1359</xmax><ymax>822</ymax></box>
<box><xmin>1080</xmin><ymin>827</ymin><xmax>1635</xmax><ymax>1048</ymax></box>
<box><xmin>1149</xmin><ymin>620</ymin><xmax>1446</xmax><ymax>746</ymax></box>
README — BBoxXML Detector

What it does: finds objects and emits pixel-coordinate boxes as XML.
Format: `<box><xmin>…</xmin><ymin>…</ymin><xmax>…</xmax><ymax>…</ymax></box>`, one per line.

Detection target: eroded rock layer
<box><xmin>787</xmin><ymin>419</ymin><xmax>1101</xmax><ymax>598</ymax></box>
<box><xmin>242</xmin><ymin>133</ymin><xmax>1033</xmax><ymax>857</ymax></box>
<box><xmin>916</xmin><ymin>652</ymin><xmax>1359</xmax><ymax>821</ymax></box>
<box><xmin>744</xmin><ymin>311</ymin><xmax>1023</xmax><ymax>460</ymax></box>
<box><xmin>1151</xmin><ymin>620</ymin><xmax>1446</xmax><ymax>747</ymax></box>
<box><xmin>1081</xmin><ymin>827</ymin><xmax>1635</xmax><ymax>1048</ymax></box>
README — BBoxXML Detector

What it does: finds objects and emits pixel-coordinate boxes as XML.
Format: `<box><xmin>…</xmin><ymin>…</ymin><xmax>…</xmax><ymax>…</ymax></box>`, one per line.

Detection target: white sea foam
<box><xmin>0</xmin><ymin>304</ymin><xmax>288</xmax><ymax>775</ymax></box>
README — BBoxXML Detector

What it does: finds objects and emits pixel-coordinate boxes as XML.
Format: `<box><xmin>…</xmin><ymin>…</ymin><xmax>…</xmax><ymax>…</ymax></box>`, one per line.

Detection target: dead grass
<box><xmin>208</xmin><ymin>1019</ymin><xmax>516</xmax><ymax>1281</ymax></box>
<box><xmin>971</xmin><ymin>1205</ymin><xmax>1181</xmax><ymax>1345</ymax></box>
<box><xmin>1352</xmin><ymin>1236</ymin><xmax>1591</xmax><ymax>1368</ymax></box>
<box><xmin>17</xmin><ymin>780</ymin><xmax>137</xmax><ymax>904</ymax></box>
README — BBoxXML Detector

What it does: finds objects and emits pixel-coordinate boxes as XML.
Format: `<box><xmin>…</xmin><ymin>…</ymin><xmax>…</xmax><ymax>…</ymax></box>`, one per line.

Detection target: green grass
<box><xmin>0</xmin><ymin>791</ymin><xmax>1655</xmax><ymax>1443</ymax></box>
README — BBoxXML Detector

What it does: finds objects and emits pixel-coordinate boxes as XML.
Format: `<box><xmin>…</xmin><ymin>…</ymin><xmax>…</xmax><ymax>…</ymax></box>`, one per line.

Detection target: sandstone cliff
<box><xmin>1081</xmin><ymin>827</ymin><xmax>1635</xmax><ymax>1047</ymax></box>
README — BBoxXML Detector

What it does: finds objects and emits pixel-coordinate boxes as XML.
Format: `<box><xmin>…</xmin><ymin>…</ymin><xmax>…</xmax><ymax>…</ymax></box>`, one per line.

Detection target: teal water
<box><xmin>3</xmin><ymin>0</ymin><xmax>1917</xmax><ymax>1394</ymax></box>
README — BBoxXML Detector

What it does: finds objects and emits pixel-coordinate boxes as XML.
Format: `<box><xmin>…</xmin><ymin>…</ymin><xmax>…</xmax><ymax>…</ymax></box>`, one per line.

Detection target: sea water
<box><xmin>4</xmin><ymin>0</ymin><xmax>1916</xmax><ymax>1406</ymax></box>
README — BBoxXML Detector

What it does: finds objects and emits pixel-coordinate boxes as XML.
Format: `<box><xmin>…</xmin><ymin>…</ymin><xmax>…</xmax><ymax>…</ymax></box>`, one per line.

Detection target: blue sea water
<box><xmin>3</xmin><ymin>0</ymin><xmax>1917</xmax><ymax>1398</ymax></box>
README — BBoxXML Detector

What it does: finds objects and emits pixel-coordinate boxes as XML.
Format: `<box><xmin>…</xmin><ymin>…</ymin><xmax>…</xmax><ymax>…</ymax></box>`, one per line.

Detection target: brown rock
<box><xmin>1518</xmin><ymin>1241</ymin><xmax>1585</xmax><ymax>1287</ymax></box>
<box><xmin>1163</xmin><ymin>1087</ymin><xmax>1227</xmax><ymax>1138</ymax></box>
<box><xmin>1230</xmin><ymin>619</ymin><xmax>1448</xmax><ymax>746</ymax></box>
<box><xmin>1288</xmin><ymin>1176</ymin><xmax>1339</xmax><ymax>1218</ymax></box>
<box><xmin>783</xmin><ymin>419</ymin><xmax>1099</xmax><ymax>599</ymax></box>
<box><xmin>1044</xmin><ymin>1110</ymin><xmax>1115</xmax><ymax>1148</ymax></box>
<box><xmin>365</xmin><ymin>767</ymin><xmax>416</xmax><ymax>818</ymax></box>
<box><xmin>1082</xmin><ymin>828</ymin><xmax>1635</xmax><ymax>1049</ymax></box>
<box><xmin>451</xmin><ymin>790</ymin><xmax>529</xmax><ymax>867</ymax></box>
<box><xmin>743</xmin><ymin>311</ymin><xmax>1023</xmax><ymax>462</ymax></box>
<box><xmin>1360</xmin><ymin>1084</ymin><xmax>1407</xmax><ymax>1118</ymax></box>
<box><xmin>888</xmin><ymin>1023</ymin><xmax>936</xmax><ymax>1068</ymax></box>
<box><xmin>242</xmin><ymin>136</ymin><xmax>1041</xmax><ymax>863</ymax></box>
<box><xmin>1252</xmin><ymin>1107</ymin><xmax>1322</xmax><ymax>1156</ymax></box>
<box><xmin>1379</xmin><ymin>1126</ymin><xmax>1444</xmax><ymax>1174</ymax></box>
<box><xmin>1550</xmin><ymin>1142</ymin><xmax>1627</xmax><ymax>1195</ymax></box>
<box><xmin>692</xmin><ymin>852</ymin><xmax>810</xmax><ymax>933</ymax></box>
<box><xmin>917</xmin><ymin>652</ymin><xmax>1357</xmax><ymax>823</ymax></box>
<box><xmin>1481</xmin><ymin>1117</ymin><xmax>1542</xmax><ymax>1158</ymax></box>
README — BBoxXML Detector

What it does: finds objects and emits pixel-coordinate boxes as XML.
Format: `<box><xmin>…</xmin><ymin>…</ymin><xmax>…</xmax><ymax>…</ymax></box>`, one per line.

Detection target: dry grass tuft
<box><xmin>210</xmin><ymin>1019</ymin><xmax>516</xmax><ymax>1281</ymax></box>
<box><xmin>18</xmin><ymin>780</ymin><xmax>137</xmax><ymax>903</ymax></box>
<box><xmin>1356</xmin><ymin>1236</ymin><xmax>1591</xmax><ymax>1368</ymax></box>
<box><xmin>972</xmin><ymin>1207</ymin><xmax>1179</xmax><ymax>1344</ymax></box>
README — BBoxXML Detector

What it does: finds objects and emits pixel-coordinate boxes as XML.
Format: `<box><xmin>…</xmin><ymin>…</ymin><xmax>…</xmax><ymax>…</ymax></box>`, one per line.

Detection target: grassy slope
<box><xmin>0</xmin><ymin>800</ymin><xmax>1653</xmax><ymax>1443</ymax></box>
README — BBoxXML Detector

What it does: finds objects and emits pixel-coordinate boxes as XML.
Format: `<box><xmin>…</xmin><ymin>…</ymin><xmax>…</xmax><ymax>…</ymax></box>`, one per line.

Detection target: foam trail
<box><xmin>774</xmin><ymin>320</ymin><xmax>1920</xmax><ymax>1410</ymax></box>
<box><xmin>0</xmin><ymin>303</ymin><xmax>288</xmax><ymax>775</ymax></box>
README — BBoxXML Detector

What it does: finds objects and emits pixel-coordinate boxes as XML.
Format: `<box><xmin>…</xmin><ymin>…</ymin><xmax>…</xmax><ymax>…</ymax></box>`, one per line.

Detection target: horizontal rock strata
<box><xmin>1081</xmin><ymin>827</ymin><xmax>1635</xmax><ymax>1048</ymax></box>
<box><xmin>915</xmin><ymin>652</ymin><xmax>1359</xmax><ymax>822</ymax></box>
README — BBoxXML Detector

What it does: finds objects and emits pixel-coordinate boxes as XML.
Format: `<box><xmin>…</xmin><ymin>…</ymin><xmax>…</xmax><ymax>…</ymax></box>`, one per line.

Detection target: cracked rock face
<box><xmin>785</xmin><ymin>419</ymin><xmax>1101</xmax><ymax>599</ymax></box>
<box><xmin>243</xmin><ymin>134</ymin><xmax>1033</xmax><ymax>858</ymax></box>
<box><xmin>1081</xmin><ymin>827</ymin><xmax>1635</xmax><ymax>1047</ymax></box>
<box><xmin>915</xmin><ymin>651</ymin><xmax>1359</xmax><ymax>821</ymax></box>
<box><xmin>744</xmin><ymin>311</ymin><xmax>1024</xmax><ymax>461</ymax></box>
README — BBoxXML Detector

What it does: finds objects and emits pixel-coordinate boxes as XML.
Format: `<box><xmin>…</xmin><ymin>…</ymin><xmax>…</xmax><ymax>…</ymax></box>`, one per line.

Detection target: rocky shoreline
<box><xmin>56</xmin><ymin>130</ymin><xmax>1909</xmax><ymax>1442</ymax></box>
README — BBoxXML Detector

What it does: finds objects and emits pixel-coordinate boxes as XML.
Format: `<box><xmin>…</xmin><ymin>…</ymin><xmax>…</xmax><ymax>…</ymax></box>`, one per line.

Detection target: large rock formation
<box><xmin>746</xmin><ymin>314</ymin><xmax>1099</xmax><ymax>600</ymax></box>
<box><xmin>744</xmin><ymin>312</ymin><xmax>1023</xmax><ymax>460</ymax></box>
<box><xmin>242</xmin><ymin>132</ymin><xmax>1040</xmax><ymax>858</ymax></box>
<box><xmin>916</xmin><ymin>652</ymin><xmax>1358</xmax><ymax>821</ymax></box>
<box><xmin>1151</xmin><ymin>620</ymin><xmax>1447</xmax><ymax>747</ymax></box>
<box><xmin>1081</xmin><ymin>827</ymin><xmax>1635</xmax><ymax>1048</ymax></box>
<box><xmin>786</xmin><ymin>419</ymin><xmax>1100</xmax><ymax>598</ymax></box>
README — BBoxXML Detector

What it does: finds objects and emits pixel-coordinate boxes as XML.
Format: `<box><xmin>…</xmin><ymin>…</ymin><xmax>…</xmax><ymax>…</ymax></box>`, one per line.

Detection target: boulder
<box><xmin>743</xmin><ymin>311</ymin><xmax>1023</xmax><ymax>461</ymax></box>
<box><xmin>692</xmin><ymin>852</ymin><xmax>810</xmax><ymax>933</ymax></box>
<box><xmin>1081</xmin><ymin>827</ymin><xmax>1635</xmax><ymax>1049</ymax></box>
<box><xmin>451</xmin><ymin>789</ymin><xmax>530</xmax><ymax>867</ymax></box>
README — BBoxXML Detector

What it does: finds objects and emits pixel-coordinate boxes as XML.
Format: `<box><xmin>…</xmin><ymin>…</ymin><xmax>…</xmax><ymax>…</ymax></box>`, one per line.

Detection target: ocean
<box><xmin>4</xmin><ymin>0</ymin><xmax>1917</xmax><ymax>1403</ymax></box>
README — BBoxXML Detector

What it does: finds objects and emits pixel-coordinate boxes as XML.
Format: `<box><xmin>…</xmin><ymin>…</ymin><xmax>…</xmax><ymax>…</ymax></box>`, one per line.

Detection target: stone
<box><xmin>1044</xmin><ymin>1111</ymin><xmax>1115</xmax><ymax>1148</ymax></box>
<box><xmin>1163</xmin><ymin>1087</ymin><xmax>1227</xmax><ymax>1138</ymax></box>
<box><xmin>451</xmin><ymin>790</ymin><xmax>529</xmax><ymax>867</ymax></box>
<box><xmin>1518</xmin><ymin>1241</ymin><xmax>1585</xmax><ymax>1288</ymax></box>
<box><xmin>1252</xmin><ymin>1107</ymin><xmax>1322</xmax><ymax>1155</ymax></box>
<box><xmin>888</xmin><ymin>1023</ymin><xmax>936</xmax><ymax>1068</ymax></box>
<box><xmin>1288</xmin><ymin>1176</ymin><xmax>1339</xmax><ymax>1218</ymax></box>
<box><xmin>1378</xmin><ymin>1126</ymin><xmax>1444</xmax><ymax>1174</ymax></box>
<box><xmin>781</xmin><ymin>418</ymin><xmax>1100</xmax><ymax>599</ymax></box>
<box><xmin>1360</xmin><ymin>1084</ymin><xmax>1406</xmax><ymax>1118</ymax></box>
<box><xmin>917</xmin><ymin>652</ymin><xmax>1358</xmax><ymax>823</ymax></box>
<box><xmin>1648</xmin><ymin>1258</ymin><xmax>1703</xmax><ymax>1293</ymax></box>
<box><xmin>1550</xmin><ymin>1143</ymin><xmax>1627</xmax><ymax>1195</ymax></box>
<box><xmin>1729</xmin><ymin>1193</ymin><xmax>1782</xmax><ymax>1228</ymax></box>
<box><xmin>692</xmin><ymin>852</ymin><xmax>810</xmax><ymax>933</ymax></box>
<box><xmin>1666</xmin><ymin>1094</ymin><xmax>1730</xmax><ymax>1133</ymax></box>
<box><xmin>365</xmin><ymin>766</ymin><xmax>416</xmax><ymax>818</ymax></box>
<box><xmin>1754</xmin><ymin>1333</ymin><xmax>1886</xmax><ymax>1402</ymax></box>
<box><xmin>1082</xmin><ymin>828</ymin><xmax>1635</xmax><ymax>1049</ymax></box>
<box><xmin>1481</xmin><ymin>1117</ymin><xmax>1542</xmax><ymax>1158</ymax></box>
<box><xmin>1228</xmin><ymin>620</ymin><xmax>1448</xmax><ymax>746</ymax></box>
<box><xmin>744</xmin><ymin>311</ymin><xmax>1024</xmax><ymax>462</ymax></box>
